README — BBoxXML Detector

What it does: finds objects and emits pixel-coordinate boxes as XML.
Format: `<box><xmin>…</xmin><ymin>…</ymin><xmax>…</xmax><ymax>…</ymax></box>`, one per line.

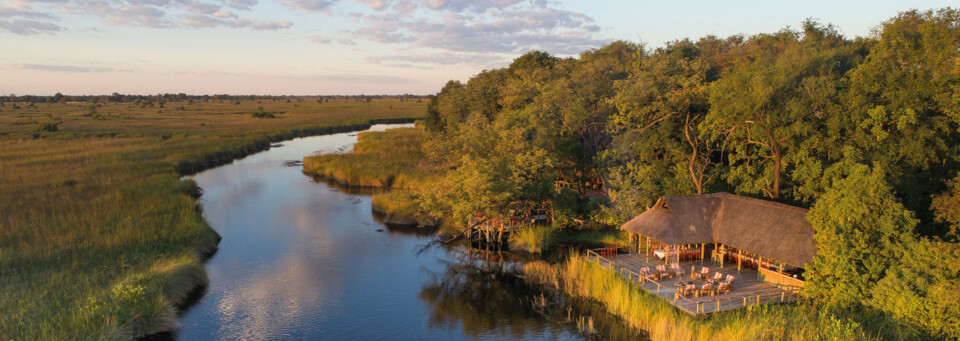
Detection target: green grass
<box><xmin>302</xmin><ymin>127</ymin><xmax>437</xmax><ymax>189</ymax></box>
<box><xmin>0</xmin><ymin>98</ymin><xmax>425</xmax><ymax>339</ymax></box>
<box><xmin>552</xmin><ymin>228</ymin><xmax>629</xmax><ymax>249</ymax></box>
<box><xmin>370</xmin><ymin>191</ymin><xmax>436</xmax><ymax>227</ymax></box>
<box><xmin>305</xmin><ymin>127</ymin><xmax>441</xmax><ymax>227</ymax></box>
<box><xmin>509</xmin><ymin>226</ymin><xmax>556</xmax><ymax>253</ymax></box>
<box><xmin>523</xmin><ymin>255</ymin><xmax>918</xmax><ymax>340</ymax></box>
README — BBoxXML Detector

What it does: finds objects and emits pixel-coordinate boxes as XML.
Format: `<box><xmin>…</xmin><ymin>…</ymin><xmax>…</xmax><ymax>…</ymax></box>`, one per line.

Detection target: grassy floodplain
<box><xmin>0</xmin><ymin>98</ymin><xmax>425</xmax><ymax>339</ymax></box>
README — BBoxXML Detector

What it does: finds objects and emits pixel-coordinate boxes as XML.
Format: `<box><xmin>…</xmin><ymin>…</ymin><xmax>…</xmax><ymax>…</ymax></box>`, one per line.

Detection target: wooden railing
<box><xmin>585</xmin><ymin>249</ymin><xmax>699</xmax><ymax>306</ymax></box>
<box><xmin>585</xmin><ymin>248</ymin><xmax>801</xmax><ymax>315</ymax></box>
<box><xmin>689</xmin><ymin>289</ymin><xmax>800</xmax><ymax>314</ymax></box>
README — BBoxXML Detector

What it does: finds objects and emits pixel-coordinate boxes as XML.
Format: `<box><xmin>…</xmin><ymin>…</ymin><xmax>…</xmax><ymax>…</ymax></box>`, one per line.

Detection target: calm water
<box><xmin>175</xmin><ymin>124</ymin><xmax>640</xmax><ymax>340</ymax></box>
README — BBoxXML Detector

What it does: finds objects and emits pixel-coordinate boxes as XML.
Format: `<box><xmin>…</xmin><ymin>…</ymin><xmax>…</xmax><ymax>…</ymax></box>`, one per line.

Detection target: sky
<box><xmin>0</xmin><ymin>0</ymin><xmax>955</xmax><ymax>95</ymax></box>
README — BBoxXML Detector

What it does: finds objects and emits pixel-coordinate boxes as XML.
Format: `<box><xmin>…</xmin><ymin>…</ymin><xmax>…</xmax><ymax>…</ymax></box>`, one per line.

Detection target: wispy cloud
<box><xmin>180</xmin><ymin>70</ymin><xmax>418</xmax><ymax>84</ymax></box>
<box><xmin>335</xmin><ymin>0</ymin><xmax>605</xmax><ymax>54</ymax></box>
<box><xmin>1</xmin><ymin>0</ymin><xmax>293</xmax><ymax>34</ymax></box>
<box><xmin>366</xmin><ymin>51</ymin><xmax>509</xmax><ymax>68</ymax></box>
<box><xmin>10</xmin><ymin>63</ymin><xmax>125</xmax><ymax>72</ymax></box>
<box><xmin>0</xmin><ymin>6</ymin><xmax>62</xmax><ymax>34</ymax></box>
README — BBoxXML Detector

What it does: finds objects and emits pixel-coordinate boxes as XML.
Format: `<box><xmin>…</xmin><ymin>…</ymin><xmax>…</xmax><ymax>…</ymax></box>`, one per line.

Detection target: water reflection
<box><xmin>419</xmin><ymin>246</ymin><xmax>647</xmax><ymax>341</ymax></box>
<box><xmin>172</xmin><ymin>124</ymin><xmax>643</xmax><ymax>340</ymax></box>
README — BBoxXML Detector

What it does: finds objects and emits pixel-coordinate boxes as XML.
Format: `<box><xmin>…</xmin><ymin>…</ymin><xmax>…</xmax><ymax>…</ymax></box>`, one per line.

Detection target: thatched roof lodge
<box><xmin>621</xmin><ymin>192</ymin><xmax>815</xmax><ymax>274</ymax></box>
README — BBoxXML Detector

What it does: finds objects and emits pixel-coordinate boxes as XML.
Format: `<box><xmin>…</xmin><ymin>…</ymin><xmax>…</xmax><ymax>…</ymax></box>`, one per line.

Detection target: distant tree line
<box><xmin>421</xmin><ymin>8</ymin><xmax>960</xmax><ymax>337</ymax></box>
<box><xmin>0</xmin><ymin>93</ymin><xmax>428</xmax><ymax>104</ymax></box>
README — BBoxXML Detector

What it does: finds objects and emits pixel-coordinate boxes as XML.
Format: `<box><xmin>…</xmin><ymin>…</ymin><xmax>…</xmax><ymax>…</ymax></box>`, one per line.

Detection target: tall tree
<box><xmin>843</xmin><ymin>9</ymin><xmax>960</xmax><ymax>235</ymax></box>
<box><xmin>805</xmin><ymin>162</ymin><xmax>918</xmax><ymax>307</ymax></box>
<box><xmin>704</xmin><ymin>25</ymin><xmax>852</xmax><ymax>200</ymax></box>
<box><xmin>610</xmin><ymin>39</ymin><xmax>715</xmax><ymax>195</ymax></box>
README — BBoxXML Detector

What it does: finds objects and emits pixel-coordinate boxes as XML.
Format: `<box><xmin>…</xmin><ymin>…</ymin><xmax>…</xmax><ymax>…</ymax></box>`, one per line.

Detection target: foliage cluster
<box><xmin>422</xmin><ymin>8</ymin><xmax>960</xmax><ymax>337</ymax></box>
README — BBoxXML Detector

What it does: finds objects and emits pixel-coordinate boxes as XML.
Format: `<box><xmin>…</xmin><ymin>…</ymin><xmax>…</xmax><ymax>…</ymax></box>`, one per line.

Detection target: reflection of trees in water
<box><xmin>419</xmin><ymin>248</ymin><xmax>646</xmax><ymax>340</ymax></box>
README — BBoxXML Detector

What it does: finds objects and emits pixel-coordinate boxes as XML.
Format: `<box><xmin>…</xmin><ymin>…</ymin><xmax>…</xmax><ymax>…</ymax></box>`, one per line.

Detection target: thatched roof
<box><xmin>621</xmin><ymin>193</ymin><xmax>815</xmax><ymax>268</ymax></box>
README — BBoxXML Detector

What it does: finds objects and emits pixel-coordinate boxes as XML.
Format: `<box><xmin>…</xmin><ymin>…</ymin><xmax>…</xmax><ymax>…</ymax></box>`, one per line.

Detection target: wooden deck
<box><xmin>587</xmin><ymin>250</ymin><xmax>800</xmax><ymax>315</ymax></box>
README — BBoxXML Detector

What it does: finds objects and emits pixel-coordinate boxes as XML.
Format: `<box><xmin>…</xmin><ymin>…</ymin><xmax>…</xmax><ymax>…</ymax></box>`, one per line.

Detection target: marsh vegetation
<box><xmin>0</xmin><ymin>98</ymin><xmax>424</xmax><ymax>339</ymax></box>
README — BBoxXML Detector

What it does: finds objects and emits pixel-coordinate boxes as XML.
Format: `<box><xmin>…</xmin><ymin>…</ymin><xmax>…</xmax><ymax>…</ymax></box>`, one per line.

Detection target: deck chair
<box><xmin>718</xmin><ymin>275</ymin><xmax>735</xmax><ymax>294</ymax></box>
<box><xmin>656</xmin><ymin>265</ymin><xmax>670</xmax><ymax>279</ymax></box>
<box><xmin>693</xmin><ymin>267</ymin><xmax>709</xmax><ymax>280</ymax></box>
<box><xmin>670</xmin><ymin>263</ymin><xmax>685</xmax><ymax>278</ymax></box>
<box><xmin>685</xmin><ymin>283</ymin><xmax>697</xmax><ymax>297</ymax></box>
<box><xmin>711</xmin><ymin>272</ymin><xmax>724</xmax><ymax>283</ymax></box>
<box><xmin>717</xmin><ymin>282</ymin><xmax>730</xmax><ymax>294</ymax></box>
<box><xmin>640</xmin><ymin>267</ymin><xmax>652</xmax><ymax>279</ymax></box>
<box><xmin>700</xmin><ymin>282</ymin><xmax>715</xmax><ymax>297</ymax></box>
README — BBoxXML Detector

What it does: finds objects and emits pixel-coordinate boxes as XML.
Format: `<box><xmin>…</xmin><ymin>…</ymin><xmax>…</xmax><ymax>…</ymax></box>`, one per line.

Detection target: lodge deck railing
<box><xmin>585</xmin><ymin>248</ymin><xmax>800</xmax><ymax>315</ymax></box>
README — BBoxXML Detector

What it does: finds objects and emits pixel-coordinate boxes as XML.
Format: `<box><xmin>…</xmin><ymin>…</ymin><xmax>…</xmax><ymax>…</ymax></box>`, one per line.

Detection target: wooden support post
<box><xmin>645</xmin><ymin>236</ymin><xmax>650</xmax><ymax>262</ymax></box>
<box><xmin>719</xmin><ymin>244</ymin><xmax>725</xmax><ymax>268</ymax></box>
<box><xmin>713</xmin><ymin>242</ymin><xmax>718</xmax><ymax>264</ymax></box>
<box><xmin>779</xmin><ymin>262</ymin><xmax>784</xmax><ymax>275</ymax></box>
<box><xmin>758</xmin><ymin>256</ymin><xmax>763</xmax><ymax>281</ymax></box>
<box><xmin>636</xmin><ymin>233</ymin><xmax>641</xmax><ymax>254</ymax></box>
<box><xmin>700</xmin><ymin>243</ymin><xmax>705</xmax><ymax>265</ymax></box>
<box><xmin>664</xmin><ymin>244</ymin><xmax>669</xmax><ymax>265</ymax></box>
<box><xmin>737</xmin><ymin>249</ymin><xmax>742</xmax><ymax>273</ymax></box>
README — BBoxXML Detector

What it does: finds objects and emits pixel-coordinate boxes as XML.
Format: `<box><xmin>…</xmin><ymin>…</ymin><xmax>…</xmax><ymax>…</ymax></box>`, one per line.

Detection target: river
<box><xmin>174</xmin><ymin>123</ymin><xmax>640</xmax><ymax>340</ymax></box>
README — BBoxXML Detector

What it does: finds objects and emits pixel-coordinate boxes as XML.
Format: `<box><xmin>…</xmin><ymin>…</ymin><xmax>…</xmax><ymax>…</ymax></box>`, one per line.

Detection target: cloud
<box><xmin>352</xmin><ymin>0</ymin><xmax>387</xmax><ymax>10</ymax></box>
<box><xmin>10</xmin><ymin>63</ymin><xmax>122</xmax><ymax>72</ymax></box>
<box><xmin>420</xmin><ymin>0</ymin><xmax>526</xmax><ymax>13</ymax></box>
<box><xmin>223</xmin><ymin>0</ymin><xmax>256</xmax><ymax>10</ymax></box>
<box><xmin>5</xmin><ymin>0</ymin><xmax>291</xmax><ymax>33</ymax></box>
<box><xmin>0</xmin><ymin>18</ymin><xmax>61</xmax><ymax>34</ymax></box>
<box><xmin>181</xmin><ymin>14</ymin><xmax>291</xmax><ymax>30</ymax></box>
<box><xmin>180</xmin><ymin>70</ymin><xmax>418</xmax><ymax>84</ymax></box>
<box><xmin>279</xmin><ymin>0</ymin><xmax>336</xmax><ymax>12</ymax></box>
<box><xmin>350</xmin><ymin>2</ymin><xmax>606</xmax><ymax>55</ymax></box>
<box><xmin>307</xmin><ymin>73</ymin><xmax>414</xmax><ymax>84</ymax></box>
<box><xmin>108</xmin><ymin>5</ymin><xmax>172</xmax><ymax>28</ymax></box>
<box><xmin>0</xmin><ymin>7</ymin><xmax>57</xmax><ymax>19</ymax></box>
<box><xmin>311</xmin><ymin>35</ymin><xmax>356</xmax><ymax>45</ymax></box>
<box><xmin>0</xmin><ymin>5</ymin><xmax>63</xmax><ymax>34</ymax></box>
<box><xmin>366</xmin><ymin>51</ymin><xmax>508</xmax><ymax>68</ymax></box>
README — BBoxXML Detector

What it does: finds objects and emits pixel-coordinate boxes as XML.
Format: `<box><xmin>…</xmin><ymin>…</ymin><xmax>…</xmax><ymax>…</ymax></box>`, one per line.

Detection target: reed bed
<box><xmin>509</xmin><ymin>226</ymin><xmax>556</xmax><ymax>253</ymax></box>
<box><xmin>0</xmin><ymin>99</ymin><xmax>424</xmax><ymax>339</ymax></box>
<box><xmin>303</xmin><ymin>127</ymin><xmax>437</xmax><ymax>189</ymax></box>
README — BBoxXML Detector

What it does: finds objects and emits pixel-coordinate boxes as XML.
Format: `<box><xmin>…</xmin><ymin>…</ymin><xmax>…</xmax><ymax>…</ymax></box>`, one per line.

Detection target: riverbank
<box><xmin>523</xmin><ymin>255</ymin><xmax>919</xmax><ymax>340</ymax></box>
<box><xmin>301</xmin><ymin>126</ymin><xmax>632</xmax><ymax>249</ymax></box>
<box><xmin>0</xmin><ymin>99</ymin><xmax>425</xmax><ymax>340</ymax></box>
<box><xmin>303</xmin><ymin>126</ymin><xmax>441</xmax><ymax>228</ymax></box>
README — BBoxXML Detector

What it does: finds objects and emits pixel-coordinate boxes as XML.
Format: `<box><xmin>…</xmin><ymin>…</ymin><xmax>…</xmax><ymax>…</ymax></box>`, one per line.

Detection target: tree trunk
<box><xmin>684</xmin><ymin>113</ymin><xmax>704</xmax><ymax>194</ymax></box>
<box><xmin>772</xmin><ymin>142</ymin><xmax>781</xmax><ymax>199</ymax></box>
